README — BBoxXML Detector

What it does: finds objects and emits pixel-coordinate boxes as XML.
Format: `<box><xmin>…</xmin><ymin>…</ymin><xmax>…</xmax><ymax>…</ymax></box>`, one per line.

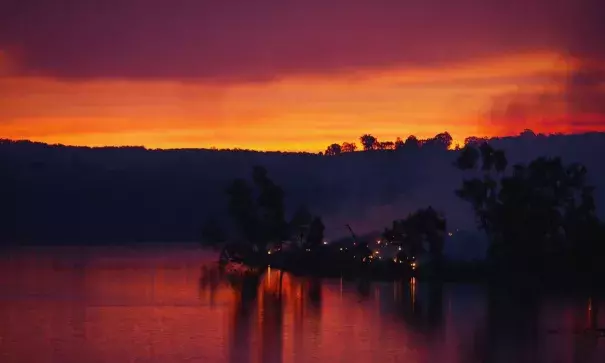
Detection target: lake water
<box><xmin>1</xmin><ymin>245</ymin><xmax>604</xmax><ymax>363</ymax></box>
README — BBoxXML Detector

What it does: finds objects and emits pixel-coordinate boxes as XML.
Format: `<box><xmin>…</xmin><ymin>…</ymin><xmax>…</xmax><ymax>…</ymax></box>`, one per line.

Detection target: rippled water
<box><xmin>1</xmin><ymin>246</ymin><xmax>604</xmax><ymax>363</ymax></box>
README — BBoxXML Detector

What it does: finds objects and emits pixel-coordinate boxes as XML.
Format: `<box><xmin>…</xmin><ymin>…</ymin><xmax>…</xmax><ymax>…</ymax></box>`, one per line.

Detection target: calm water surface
<box><xmin>1</xmin><ymin>246</ymin><xmax>604</xmax><ymax>363</ymax></box>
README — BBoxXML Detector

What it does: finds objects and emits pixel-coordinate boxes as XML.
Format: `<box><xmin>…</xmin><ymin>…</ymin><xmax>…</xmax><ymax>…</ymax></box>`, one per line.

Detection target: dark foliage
<box><xmin>226</xmin><ymin>166</ymin><xmax>287</xmax><ymax>248</ymax></box>
<box><xmin>454</xmin><ymin>142</ymin><xmax>605</xmax><ymax>275</ymax></box>
<box><xmin>1</xmin><ymin>131</ymin><xmax>605</xmax><ymax>246</ymax></box>
<box><xmin>382</xmin><ymin>207</ymin><xmax>447</xmax><ymax>261</ymax></box>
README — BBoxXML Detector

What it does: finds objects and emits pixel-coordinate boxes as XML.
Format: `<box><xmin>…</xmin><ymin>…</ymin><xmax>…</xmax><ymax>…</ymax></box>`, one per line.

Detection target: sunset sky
<box><xmin>1</xmin><ymin>0</ymin><xmax>604</xmax><ymax>151</ymax></box>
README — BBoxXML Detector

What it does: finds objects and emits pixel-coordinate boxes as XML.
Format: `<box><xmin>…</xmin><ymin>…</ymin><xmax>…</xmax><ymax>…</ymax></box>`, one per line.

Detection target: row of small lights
<box><xmin>267</xmin><ymin>241</ymin><xmax>329</xmax><ymax>255</ymax></box>
<box><xmin>267</xmin><ymin>239</ymin><xmax>415</xmax><ymax>269</ymax></box>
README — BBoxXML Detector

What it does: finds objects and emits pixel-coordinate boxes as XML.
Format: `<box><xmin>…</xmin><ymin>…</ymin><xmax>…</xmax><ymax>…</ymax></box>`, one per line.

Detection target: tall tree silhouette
<box><xmin>252</xmin><ymin>166</ymin><xmax>287</xmax><ymax>247</ymax></box>
<box><xmin>455</xmin><ymin>144</ymin><xmax>603</xmax><ymax>272</ymax></box>
<box><xmin>226</xmin><ymin>178</ymin><xmax>259</xmax><ymax>245</ymax></box>
<box><xmin>382</xmin><ymin>207</ymin><xmax>447</xmax><ymax>264</ymax></box>
<box><xmin>404</xmin><ymin>135</ymin><xmax>420</xmax><ymax>149</ymax></box>
<box><xmin>425</xmin><ymin>132</ymin><xmax>453</xmax><ymax>150</ymax></box>
<box><xmin>325</xmin><ymin>143</ymin><xmax>342</xmax><ymax>156</ymax></box>
<box><xmin>394</xmin><ymin>137</ymin><xmax>405</xmax><ymax>150</ymax></box>
<box><xmin>226</xmin><ymin>166</ymin><xmax>287</xmax><ymax>249</ymax></box>
<box><xmin>341</xmin><ymin>142</ymin><xmax>357</xmax><ymax>153</ymax></box>
<box><xmin>453</xmin><ymin>145</ymin><xmax>480</xmax><ymax>170</ymax></box>
<box><xmin>306</xmin><ymin>217</ymin><xmax>325</xmax><ymax>249</ymax></box>
<box><xmin>359</xmin><ymin>134</ymin><xmax>378</xmax><ymax>151</ymax></box>
<box><xmin>290</xmin><ymin>205</ymin><xmax>313</xmax><ymax>246</ymax></box>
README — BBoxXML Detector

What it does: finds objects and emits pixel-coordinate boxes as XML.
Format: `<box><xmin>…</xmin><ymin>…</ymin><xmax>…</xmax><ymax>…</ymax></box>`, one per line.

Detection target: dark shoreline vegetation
<box><xmin>204</xmin><ymin>130</ymin><xmax>604</xmax><ymax>285</ymax></box>
<box><xmin>216</xmin><ymin>143</ymin><xmax>605</xmax><ymax>285</ymax></box>
<box><xmin>1</xmin><ymin>130</ymin><xmax>605</xmax><ymax>285</ymax></box>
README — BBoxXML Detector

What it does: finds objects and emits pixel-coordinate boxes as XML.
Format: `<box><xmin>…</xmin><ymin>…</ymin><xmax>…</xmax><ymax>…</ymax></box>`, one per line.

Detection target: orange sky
<box><xmin>1</xmin><ymin>50</ymin><xmax>603</xmax><ymax>152</ymax></box>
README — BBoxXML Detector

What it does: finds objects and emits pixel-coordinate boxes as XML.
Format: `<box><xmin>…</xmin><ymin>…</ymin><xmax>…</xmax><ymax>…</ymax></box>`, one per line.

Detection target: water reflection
<box><xmin>356</xmin><ymin>277</ymin><xmax>371</xmax><ymax>298</ymax></box>
<box><xmin>200</xmin><ymin>267</ymin><xmax>323</xmax><ymax>363</ymax></box>
<box><xmin>198</xmin><ymin>264</ymin><xmax>605</xmax><ymax>363</ymax></box>
<box><xmin>1</xmin><ymin>249</ymin><xmax>604</xmax><ymax>363</ymax></box>
<box><xmin>575</xmin><ymin>296</ymin><xmax>602</xmax><ymax>363</ymax></box>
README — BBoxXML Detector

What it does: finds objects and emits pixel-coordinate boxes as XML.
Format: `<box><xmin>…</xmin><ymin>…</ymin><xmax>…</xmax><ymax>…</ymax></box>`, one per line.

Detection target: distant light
<box><xmin>340</xmin><ymin>248</ymin><xmax>343</xmax><ymax>251</ymax></box>
<box><xmin>323</xmin><ymin>241</ymin><xmax>328</xmax><ymax>245</ymax></box>
<box><xmin>398</xmin><ymin>247</ymin><xmax>402</xmax><ymax>251</ymax></box>
<box><xmin>448</xmin><ymin>232</ymin><xmax>453</xmax><ymax>237</ymax></box>
<box><xmin>374</xmin><ymin>251</ymin><xmax>379</xmax><ymax>254</ymax></box>
<box><xmin>377</xmin><ymin>240</ymin><xmax>381</xmax><ymax>244</ymax></box>
<box><xmin>267</xmin><ymin>251</ymin><xmax>271</xmax><ymax>255</ymax></box>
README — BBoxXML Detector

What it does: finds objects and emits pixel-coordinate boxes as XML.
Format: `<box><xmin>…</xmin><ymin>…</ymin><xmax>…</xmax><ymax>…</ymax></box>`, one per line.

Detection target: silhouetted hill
<box><xmin>1</xmin><ymin>131</ymin><xmax>605</xmax><ymax>245</ymax></box>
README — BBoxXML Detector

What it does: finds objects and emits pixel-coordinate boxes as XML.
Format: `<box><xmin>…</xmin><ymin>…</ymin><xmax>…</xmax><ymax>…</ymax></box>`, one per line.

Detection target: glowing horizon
<box><xmin>1</xmin><ymin>51</ymin><xmax>604</xmax><ymax>152</ymax></box>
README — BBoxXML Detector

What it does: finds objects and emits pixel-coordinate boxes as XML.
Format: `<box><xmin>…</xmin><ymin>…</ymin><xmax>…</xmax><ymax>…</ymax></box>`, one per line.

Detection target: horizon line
<box><xmin>2</xmin><ymin>129</ymin><xmax>603</xmax><ymax>154</ymax></box>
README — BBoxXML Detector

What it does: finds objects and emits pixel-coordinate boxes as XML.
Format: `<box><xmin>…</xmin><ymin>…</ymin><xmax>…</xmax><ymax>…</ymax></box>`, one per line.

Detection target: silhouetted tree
<box><xmin>404</xmin><ymin>135</ymin><xmax>420</xmax><ymax>149</ymax></box>
<box><xmin>226</xmin><ymin>166</ymin><xmax>287</xmax><ymax>249</ymax></box>
<box><xmin>252</xmin><ymin>166</ymin><xmax>287</xmax><ymax>247</ymax></box>
<box><xmin>290</xmin><ymin>205</ymin><xmax>313</xmax><ymax>229</ymax></box>
<box><xmin>226</xmin><ymin>178</ymin><xmax>259</xmax><ymax>245</ymax></box>
<box><xmin>425</xmin><ymin>132</ymin><xmax>453</xmax><ymax>150</ymax></box>
<box><xmin>394</xmin><ymin>137</ymin><xmax>405</xmax><ymax>150</ymax></box>
<box><xmin>519</xmin><ymin>129</ymin><xmax>536</xmax><ymax>138</ymax></box>
<box><xmin>359</xmin><ymin>134</ymin><xmax>378</xmax><ymax>151</ymax></box>
<box><xmin>325</xmin><ymin>143</ymin><xmax>342</xmax><ymax>156</ymax></box>
<box><xmin>453</xmin><ymin>145</ymin><xmax>480</xmax><ymax>170</ymax></box>
<box><xmin>341</xmin><ymin>142</ymin><xmax>357</xmax><ymax>153</ymax></box>
<box><xmin>290</xmin><ymin>205</ymin><xmax>313</xmax><ymax>245</ymax></box>
<box><xmin>455</xmin><ymin>146</ymin><xmax>603</xmax><ymax>272</ymax></box>
<box><xmin>306</xmin><ymin>217</ymin><xmax>325</xmax><ymax>249</ymax></box>
<box><xmin>464</xmin><ymin>136</ymin><xmax>488</xmax><ymax>146</ymax></box>
<box><xmin>493</xmin><ymin>149</ymin><xmax>507</xmax><ymax>173</ymax></box>
<box><xmin>378</xmin><ymin>141</ymin><xmax>395</xmax><ymax>150</ymax></box>
<box><xmin>2</xmin><ymin>133</ymin><xmax>605</xmax><ymax>247</ymax></box>
<box><xmin>383</xmin><ymin>207</ymin><xmax>447</xmax><ymax>265</ymax></box>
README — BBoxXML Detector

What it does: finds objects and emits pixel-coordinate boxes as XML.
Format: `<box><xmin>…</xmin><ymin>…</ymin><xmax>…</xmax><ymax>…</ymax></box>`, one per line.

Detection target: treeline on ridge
<box><xmin>0</xmin><ymin>129</ymin><xmax>604</xmax><ymax>244</ymax></box>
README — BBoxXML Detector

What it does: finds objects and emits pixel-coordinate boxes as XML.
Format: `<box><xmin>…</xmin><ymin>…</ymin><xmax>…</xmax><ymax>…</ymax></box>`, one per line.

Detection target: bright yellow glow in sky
<box><xmin>0</xmin><ymin>51</ymin><xmax>599</xmax><ymax>152</ymax></box>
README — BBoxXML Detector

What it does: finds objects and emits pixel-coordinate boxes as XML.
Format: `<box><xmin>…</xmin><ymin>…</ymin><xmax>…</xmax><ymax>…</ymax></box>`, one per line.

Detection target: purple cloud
<box><xmin>0</xmin><ymin>0</ymin><xmax>603</xmax><ymax>81</ymax></box>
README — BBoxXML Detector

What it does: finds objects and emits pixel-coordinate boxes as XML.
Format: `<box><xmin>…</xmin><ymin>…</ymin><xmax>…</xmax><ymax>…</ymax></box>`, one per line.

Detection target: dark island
<box><xmin>2</xmin><ymin>131</ymin><xmax>605</xmax><ymax>287</ymax></box>
<box><xmin>212</xmin><ymin>140</ymin><xmax>605</xmax><ymax>286</ymax></box>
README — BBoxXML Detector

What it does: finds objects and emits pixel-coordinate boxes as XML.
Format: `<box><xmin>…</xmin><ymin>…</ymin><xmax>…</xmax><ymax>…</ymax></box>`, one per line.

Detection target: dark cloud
<box><xmin>486</xmin><ymin>90</ymin><xmax>605</xmax><ymax>136</ymax></box>
<box><xmin>559</xmin><ymin>0</ymin><xmax>605</xmax><ymax>61</ymax></box>
<box><xmin>2</xmin><ymin>0</ymin><xmax>602</xmax><ymax>81</ymax></box>
<box><xmin>480</xmin><ymin>0</ymin><xmax>605</xmax><ymax>133</ymax></box>
<box><xmin>485</xmin><ymin>72</ymin><xmax>605</xmax><ymax>135</ymax></box>
<box><xmin>562</xmin><ymin>0</ymin><xmax>605</xmax><ymax>127</ymax></box>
